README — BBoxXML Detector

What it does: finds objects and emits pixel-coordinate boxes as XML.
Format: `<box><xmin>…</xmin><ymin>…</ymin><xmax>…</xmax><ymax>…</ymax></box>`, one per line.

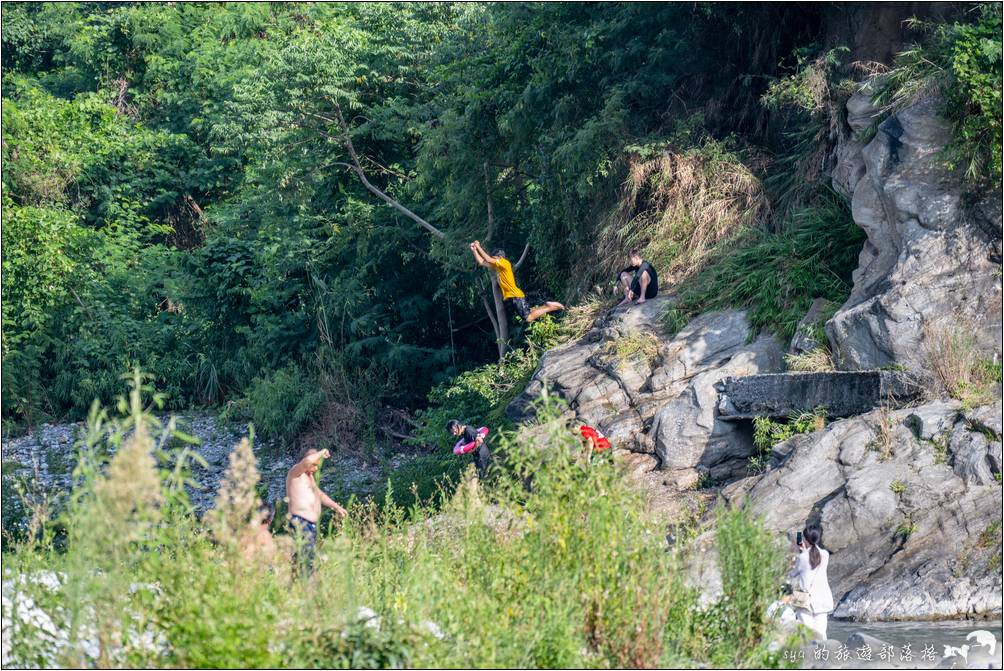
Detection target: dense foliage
<box><xmin>874</xmin><ymin>3</ymin><xmax>1003</xmax><ymax>184</ymax></box>
<box><xmin>2</xmin><ymin>2</ymin><xmax>998</xmax><ymax>447</ymax></box>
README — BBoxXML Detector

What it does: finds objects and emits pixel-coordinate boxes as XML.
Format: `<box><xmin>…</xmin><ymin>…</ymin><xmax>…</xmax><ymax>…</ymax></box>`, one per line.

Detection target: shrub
<box><xmin>412</xmin><ymin>319</ymin><xmax>561</xmax><ymax>451</ymax></box>
<box><xmin>710</xmin><ymin>506</ymin><xmax>788</xmax><ymax>666</ymax></box>
<box><xmin>750</xmin><ymin>408</ymin><xmax>826</xmax><ymax>475</ymax></box>
<box><xmin>241</xmin><ymin>363</ymin><xmax>326</xmax><ymax>449</ymax></box>
<box><xmin>378</xmin><ymin>452</ymin><xmax>465</xmax><ymax>509</ymax></box>
<box><xmin>669</xmin><ymin>192</ymin><xmax>865</xmax><ymax>341</ymax></box>
<box><xmin>872</xmin><ymin>4</ymin><xmax>1003</xmax><ymax>185</ymax></box>
<box><xmin>923</xmin><ymin>321</ymin><xmax>1002</xmax><ymax>408</ymax></box>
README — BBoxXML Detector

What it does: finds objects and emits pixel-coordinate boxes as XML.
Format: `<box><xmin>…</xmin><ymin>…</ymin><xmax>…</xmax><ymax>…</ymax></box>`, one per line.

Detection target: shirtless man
<box><xmin>285</xmin><ymin>448</ymin><xmax>347</xmax><ymax>572</ymax></box>
<box><xmin>469</xmin><ymin>240</ymin><xmax>564</xmax><ymax>322</ymax></box>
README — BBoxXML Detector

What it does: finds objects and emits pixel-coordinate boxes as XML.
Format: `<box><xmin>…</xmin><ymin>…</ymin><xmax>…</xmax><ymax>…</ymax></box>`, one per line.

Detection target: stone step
<box><xmin>716</xmin><ymin>371</ymin><xmax>924</xmax><ymax>420</ymax></box>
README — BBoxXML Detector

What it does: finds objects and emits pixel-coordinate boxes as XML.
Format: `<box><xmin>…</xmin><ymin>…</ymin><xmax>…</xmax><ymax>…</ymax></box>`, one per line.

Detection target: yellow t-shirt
<box><xmin>493</xmin><ymin>257</ymin><xmax>525</xmax><ymax>300</ymax></box>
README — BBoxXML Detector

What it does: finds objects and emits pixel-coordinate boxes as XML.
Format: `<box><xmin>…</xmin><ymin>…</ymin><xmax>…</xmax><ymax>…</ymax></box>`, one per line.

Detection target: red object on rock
<box><xmin>579</xmin><ymin>425</ymin><xmax>611</xmax><ymax>451</ymax></box>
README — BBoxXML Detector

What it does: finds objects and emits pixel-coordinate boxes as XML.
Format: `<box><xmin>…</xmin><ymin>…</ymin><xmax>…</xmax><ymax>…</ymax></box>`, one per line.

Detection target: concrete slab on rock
<box><xmin>717</xmin><ymin>370</ymin><xmax>924</xmax><ymax>420</ymax></box>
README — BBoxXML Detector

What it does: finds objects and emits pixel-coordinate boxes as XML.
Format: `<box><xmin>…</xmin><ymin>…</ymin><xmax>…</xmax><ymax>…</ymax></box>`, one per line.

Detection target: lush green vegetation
<box><xmin>747</xmin><ymin>408</ymin><xmax>828</xmax><ymax>475</ymax></box>
<box><xmin>873</xmin><ymin>3</ymin><xmax>1003</xmax><ymax>184</ymax></box>
<box><xmin>0</xmin><ymin>2</ymin><xmax>819</xmax><ymax>436</ymax></box>
<box><xmin>3</xmin><ymin>380</ymin><xmax>796</xmax><ymax>668</ymax></box>
<box><xmin>3</xmin><ymin>2</ymin><xmax>997</xmax><ymax>446</ymax></box>
<box><xmin>4</xmin><ymin>4</ymin><xmax>1000</xmax><ymax>667</ymax></box>
<box><xmin>662</xmin><ymin>194</ymin><xmax>865</xmax><ymax>341</ymax></box>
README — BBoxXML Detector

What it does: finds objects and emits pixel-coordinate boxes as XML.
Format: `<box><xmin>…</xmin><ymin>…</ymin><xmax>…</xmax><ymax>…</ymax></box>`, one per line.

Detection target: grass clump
<box><xmin>668</xmin><ymin>192</ymin><xmax>865</xmax><ymax>341</ymax></box>
<box><xmin>784</xmin><ymin>348</ymin><xmax>835</xmax><ymax>373</ymax></box>
<box><xmin>889</xmin><ymin>480</ymin><xmax>907</xmax><ymax>495</ymax></box>
<box><xmin>978</xmin><ymin>521</ymin><xmax>1001</xmax><ymax>548</ymax></box>
<box><xmin>749</xmin><ymin>409</ymin><xmax>827</xmax><ymax>476</ymax></box>
<box><xmin>584</xmin><ymin>131</ymin><xmax>770</xmax><ymax>295</ymax></box>
<box><xmin>606</xmin><ymin>332</ymin><xmax>661</xmax><ymax>366</ymax></box>
<box><xmin>558</xmin><ymin>290</ymin><xmax>615</xmax><ymax>342</ymax></box>
<box><xmin>867</xmin><ymin>408</ymin><xmax>897</xmax><ymax>461</ymax></box>
<box><xmin>2</xmin><ymin>384</ymin><xmax>793</xmax><ymax>669</ymax></box>
<box><xmin>895</xmin><ymin>517</ymin><xmax>918</xmax><ymax>540</ymax></box>
<box><xmin>923</xmin><ymin>321</ymin><xmax>1002</xmax><ymax>409</ymax></box>
<box><xmin>753</xmin><ymin>408</ymin><xmax>828</xmax><ymax>451</ymax></box>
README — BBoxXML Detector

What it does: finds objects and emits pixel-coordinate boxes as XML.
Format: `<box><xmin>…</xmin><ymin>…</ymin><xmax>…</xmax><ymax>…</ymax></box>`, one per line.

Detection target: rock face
<box><xmin>725</xmin><ymin>400</ymin><xmax>1003</xmax><ymax>621</ymax></box>
<box><xmin>508</xmin><ymin>298</ymin><xmax>785</xmax><ymax>481</ymax></box>
<box><xmin>828</xmin><ymin>89</ymin><xmax>1003</xmax><ymax>371</ymax></box>
<box><xmin>717</xmin><ymin>371</ymin><xmax>923</xmax><ymax>420</ymax></box>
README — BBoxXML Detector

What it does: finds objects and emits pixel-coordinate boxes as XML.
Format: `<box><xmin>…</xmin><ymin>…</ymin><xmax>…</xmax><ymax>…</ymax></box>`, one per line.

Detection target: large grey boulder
<box><xmin>650</xmin><ymin>333</ymin><xmax>782</xmax><ymax>477</ymax></box>
<box><xmin>827</xmin><ymin>90</ymin><xmax>1003</xmax><ymax>371</ymax></box>
<box><xmin>508</xmin><ymin>300</ymin><xmax>784</xmax><ymax>478</ymax></box>
<box><xmin>724</xmin><ymin>401</ymin><xmax>1003</xmax><ymax>621</ymax></box>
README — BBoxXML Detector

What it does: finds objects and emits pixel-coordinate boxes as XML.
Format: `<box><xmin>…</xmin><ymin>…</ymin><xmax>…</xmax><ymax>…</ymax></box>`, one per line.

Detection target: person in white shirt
<box><xmin>789</xmin><ymin>525</ymin><xmax>834</xmax><ymax>639</ymax></box>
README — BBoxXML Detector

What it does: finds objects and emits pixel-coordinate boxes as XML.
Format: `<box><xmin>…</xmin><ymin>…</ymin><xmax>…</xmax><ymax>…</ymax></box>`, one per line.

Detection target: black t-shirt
<box><xmin>619</xmin><ymin>261</ymin><xmax>659</xmax><ymax>298</ymax></box>
<box><xmin>461</xmin><ymin>425</ymin><xmax>481</xmax><ymax>444</ymax></box>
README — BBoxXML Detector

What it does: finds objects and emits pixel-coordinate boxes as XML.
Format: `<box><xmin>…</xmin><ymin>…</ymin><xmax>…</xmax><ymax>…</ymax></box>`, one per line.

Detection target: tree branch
<box><xmin>381</xmin><ymin>426</ymin><xmax>416</xmax><ymax>443</ymax></box>
<box><xmin>332</xmin><ymin>103</ymin><xmax>446</xmax><ymax>240</ymax></box>
<box><xmin>514</xmin><ymin>242</ymin><xmax>531</xmax><ymax>270</ymax></box>
<box><xmin>481</xmin><ymin>290</ymin><xmax>500</xmax><ymax>338</ymax></box>
<box><xmin>483</xmin><ymin>161</ymin><xmax>495</xmax><ymax>243</ymax></box>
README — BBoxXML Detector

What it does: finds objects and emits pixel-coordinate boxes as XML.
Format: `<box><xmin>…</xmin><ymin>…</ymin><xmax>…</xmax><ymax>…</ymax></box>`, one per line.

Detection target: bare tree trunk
<box><xmin>488</xmin><ymin>273</ymin><xmax>509</xmax><ymax>360</ymax></box>
<box><xmin>482</xmin><ymin>162</ymin><xmax>511</xmax><ymax>360</ymax></box>
<box><xmin>480</xmin><ymin>290</ymin><xmax>505</xmax><ymax>360</ymax></box>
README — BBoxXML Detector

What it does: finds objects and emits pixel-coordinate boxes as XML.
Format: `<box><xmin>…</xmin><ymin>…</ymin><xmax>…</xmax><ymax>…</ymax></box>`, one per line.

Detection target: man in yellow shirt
<box><xmin>469</xmin><ymin>240</ymin><xmax>564</xmax><ymax>322</ymax></box>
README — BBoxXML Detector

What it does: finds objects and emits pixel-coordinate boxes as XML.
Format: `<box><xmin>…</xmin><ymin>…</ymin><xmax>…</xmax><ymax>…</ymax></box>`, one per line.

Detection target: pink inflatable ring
<box><xmin>453</xmin><ymin>426</ymin><xmax>489</xmax><ymax>455</ymax></box>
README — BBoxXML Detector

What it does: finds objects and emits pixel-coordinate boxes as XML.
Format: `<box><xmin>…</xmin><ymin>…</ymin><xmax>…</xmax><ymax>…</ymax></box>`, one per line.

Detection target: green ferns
<box><xmin>749</xmin><ymin>408</ymin><xmax>827</xmax><ymax>474</ymax></box>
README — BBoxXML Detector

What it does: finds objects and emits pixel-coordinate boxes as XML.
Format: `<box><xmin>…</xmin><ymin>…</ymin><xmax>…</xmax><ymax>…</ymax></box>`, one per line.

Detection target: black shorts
<box><xmin>629</xmin><ymin>278</ymin><xmax>658</xmax><ymax>300</ymax></box>
<box><xmin>506</xmin><ymin>297</ymin><xmax>530</xmax><ymax>321</ymax></box>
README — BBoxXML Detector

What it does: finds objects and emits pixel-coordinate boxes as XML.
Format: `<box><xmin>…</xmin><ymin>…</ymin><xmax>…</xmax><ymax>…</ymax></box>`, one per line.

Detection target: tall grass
<box><xmin>582</xmin><ymin>136</ymin><xmax>771</xmax><ymax>295</ymax></box>
<box><xmin>666</xmin><ymin>192</ymin><xmax>865</xmax><ymax>341</ymax></box>
<box><xmin>923</xmin><ymin>321</ymin><xmax>1003</xmax><ymax>408</ymax></box>
<box><xmin>3</xmin><ymin>378</ymin><xmax>792</xmax><ymax>668</ymax></box>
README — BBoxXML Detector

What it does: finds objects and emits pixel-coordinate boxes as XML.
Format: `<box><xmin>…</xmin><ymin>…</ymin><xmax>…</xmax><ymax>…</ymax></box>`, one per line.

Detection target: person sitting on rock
<box><xmin>614</xmin><ymin>250</ymin><xmax>659</xmax><ymax>305</ymax></box>
<box><xmin>469</xmin><ymin>240</ymin><xmax>564</xmax><ymax>322</ymax></box>
<box><xmin>448</xmin><ymin>419</ymin><xmax>490</xmax><ymax>478</ymax></box>
<box><xmin>578</xmin><ymin>424</ymin><xmax>611</xmax><ymax>462</ymax></box>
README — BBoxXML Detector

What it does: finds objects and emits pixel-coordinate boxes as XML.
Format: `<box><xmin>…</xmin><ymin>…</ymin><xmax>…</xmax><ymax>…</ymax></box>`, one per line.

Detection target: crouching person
<box><xmin>448</xmin><ymin>420</ymin><xmax>490</xmax><ymax>479</ymax></box>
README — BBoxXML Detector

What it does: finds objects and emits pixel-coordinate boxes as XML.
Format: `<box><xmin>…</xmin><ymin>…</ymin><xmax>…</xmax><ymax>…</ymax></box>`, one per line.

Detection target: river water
<box><xmin>795</xmin><ymin>619</ymin><xmax>1004</xmax><ymax>669</ymax></box>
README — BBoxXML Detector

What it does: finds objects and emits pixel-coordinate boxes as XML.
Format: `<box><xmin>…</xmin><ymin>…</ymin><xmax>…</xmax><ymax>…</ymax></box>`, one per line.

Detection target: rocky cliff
<box><xmin>828</xmin><ymin>86</ymin><xmax>1003</xmax><ymax>371</ymax></box>
<box><xmin>510</xmin><ymin>85</ymin><xmax>1003</xmax><ymax>621</ymax></box>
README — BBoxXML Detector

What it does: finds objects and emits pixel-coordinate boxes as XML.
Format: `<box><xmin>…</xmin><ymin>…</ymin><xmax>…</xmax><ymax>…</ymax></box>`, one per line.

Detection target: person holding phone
<box><xmin>788</xmin><ymin>524</ymin><xmax>834</xmax><ymax>639</ymax></box>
